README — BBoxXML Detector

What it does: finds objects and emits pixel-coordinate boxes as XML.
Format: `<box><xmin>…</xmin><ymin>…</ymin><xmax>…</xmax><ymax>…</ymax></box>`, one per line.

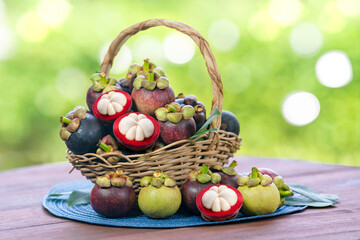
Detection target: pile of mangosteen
<box><xmin>58</xmin><ymin>58</ymin><xmax>294</xmax><ymax>221</ymax></box>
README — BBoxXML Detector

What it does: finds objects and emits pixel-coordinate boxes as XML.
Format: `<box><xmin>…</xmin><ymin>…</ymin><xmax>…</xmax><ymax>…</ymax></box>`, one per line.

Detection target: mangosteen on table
<box><xmin>92</xmin><ymin>90</ymin><xmax>132</xmax><ymax>123</ymax></box>
<box><xmin>90</xmin><ymin>170</ymin><xmax>135</xmax><ymax>218</ymax></box>
<box><xmin>181</xmin><ymin>165</ymin><xmax>221</xmax><ymax>214</ymax></box>
<box><xmin>175</xmin><ymin>93</ymin><xmax>206</xmax><ymax>131</ymax></box>
<box><xmin>211</xmin><ymin>160</ymin><xmax>240</xmax><ymax>188</ymax></box>
<box><xmin>86</xmin><ymin>73</ymin><xmax>122</xmax><ymax>111</ymax></box>
<box><xmin>131</xmin><ymin>59</ymin><xmax>175</xmax><ymax>116</ymax></box>
<box><xmin>113</xmin><ymin>112</ymin><xmax>160</xmax><ymax>151</ymax></box>
<box><xmin>196</xmin><ymin>184</ymin><xmax>243</xmax><ymax>221</ymax></box>
<box><xmin>59</xmin><ymin>106</ymin><xmax>105</xmax><ymax>155</ymax></box>
<box><xmin>155</xmin><ymin>102</ymin><xmax>196</xmax><ymax>145</ymax></box>
<box><xmin>138</xmin><ymin>170</ymin><xmax>181</xmax><ymax>219</ymax></box>
<box><xmin>220</xmin><ymin>110</ymin><xmax>240</xmax><ymax>135</ymax></box>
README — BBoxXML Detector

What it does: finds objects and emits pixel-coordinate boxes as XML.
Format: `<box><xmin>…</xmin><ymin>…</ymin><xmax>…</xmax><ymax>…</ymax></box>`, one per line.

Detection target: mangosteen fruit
<box><xmin>86</xmin><ymin>73</ymin><xmax>122</xmax><ymax>111</ymax></box>
<box><xmin>175</xmin><ymin>93</ymin><xmax>206</xmax><ymax>131</ymax></box>
<box><xmin>90</xmin><ymin>170</ymin><xmax>135</xmax><ymax>218</ymax></box>
<box><xmin>220</xmin><ymin>110</ymin><xmax>240</xmax><ymax>135</ymax></box>
<box><xmin>155</xmin><ymin>103</ymin><xmax>196</xmax><ymax>144</ymax></box>
<box><xmin>211</xmin><ymin>160</ymin><xmax>240</xmax><ymax>188</ymax></box>
<box><xmin>92</xmin><ymin>90</ymin><xmax>132</xmax><ymax>123</ymax></box>
<box><xmin>131</xmin><ymin>59</ymin><xmax>175</xmax><ymax>116</ymax></box>
<box><xmin>120</xmin><ymin>59</ymin><xmax>163</xmax><ymax>95</ymax></box>
<box><xmin>96</xmin><ymin>135</ymin><xmax>127</xmax><ymax>164</ymax></box>
<box><xmin>138</xmin><ymin>170</ymin><xmax>181</xmax><ymax>219</ymax></box>
<box><xmin>257</xmin><ymin>167</ymin><xmax>280</xmax><ymax>179</ymax></box>
<box><xmin>237</xmin><ymin>167</ymin><xmax>281</xmax><ymax>216</ymax></box>
<box><xmin>113</xmin><ymin>112</ymin><xmax>160</xmax><ymax>151</ymax></box>
<box><xmin>181</xmin><ymin>165</ymin><xmax>221</xmax><ymax>214</ymax></box>
<box><xmin>196</xmin><ymin>185</ymin><xmax>243</xmax><ymax>221</ymax></box>
<box><xmin>59</xmin><ymin>106</ymin><xmax>105</xmax><ymax>155</ymax></box>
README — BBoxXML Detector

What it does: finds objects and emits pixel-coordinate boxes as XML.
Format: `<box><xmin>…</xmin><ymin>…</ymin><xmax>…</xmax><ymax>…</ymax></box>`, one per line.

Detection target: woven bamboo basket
<box><xmin>67</xmin><ymin>19</ymin><xmax>242</xmax><ymax>192</ymax></box>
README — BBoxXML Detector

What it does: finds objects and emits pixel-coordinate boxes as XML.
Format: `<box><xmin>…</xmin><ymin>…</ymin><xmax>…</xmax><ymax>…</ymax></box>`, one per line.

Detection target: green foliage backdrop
<box><xmin>0</xmin><ymin>0</ymin><xmax>359</xmax><ymax>170</ymax></box>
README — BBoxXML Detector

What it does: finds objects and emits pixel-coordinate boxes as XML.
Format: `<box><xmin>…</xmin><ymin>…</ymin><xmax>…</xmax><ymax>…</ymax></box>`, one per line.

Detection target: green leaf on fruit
<box><xmin>188</xmin><ymin>108</ymin><xmax>221</xmax><ymax>140</ymax></box>
<box><xmin>285</xmin><ymin>184</ymin><xmax>339</xmax><ymax>207</ymax></box>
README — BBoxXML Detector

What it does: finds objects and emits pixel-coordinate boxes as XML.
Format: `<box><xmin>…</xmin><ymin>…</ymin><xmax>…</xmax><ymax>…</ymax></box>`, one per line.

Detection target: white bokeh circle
<box><xmin>282</xmin><ymin>91</ymin><xmax>320</xmax><ymax>126</ymax></box>
<box><xmin>289</xmin><ymin>22</ymin><xmax>323</xmax><ymax>57</ymax></box>
<box><xmin>164</xmin><ymin>33</ymin><xmax>195</xmax><ymax>64</ymax></box>
<box><xmin>315</xmin><ymin>50</ymin><xmax>352</xmax><ymax>88</ymax></box>
<box><xmin>208</xmin><ymin>18</ymin><xmax>240</xmax><ymax>52</ymax></box>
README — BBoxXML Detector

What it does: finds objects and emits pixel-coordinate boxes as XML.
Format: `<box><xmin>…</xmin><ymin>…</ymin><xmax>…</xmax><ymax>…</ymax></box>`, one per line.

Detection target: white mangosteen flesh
<box><xmin>97</xmin><ymin>91</ymin><xmax>127</xmax><ymax>116</ymax></box>
<box><xmin>201</xmin><ymin>185</ymin><xmax>238</xmax><ymax>212</ymax></box>
<box><xmin>118</xmin><ymin>113</ymin><xmax>154</xmax><ymax>141</ymax></box>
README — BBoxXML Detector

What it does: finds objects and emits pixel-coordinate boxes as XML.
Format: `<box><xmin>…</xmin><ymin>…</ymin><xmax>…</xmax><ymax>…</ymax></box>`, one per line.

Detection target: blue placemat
<box><xmin>42</xmin><ymin>181</ymin><xmax>307</xmax><ymax>228</ymax></box>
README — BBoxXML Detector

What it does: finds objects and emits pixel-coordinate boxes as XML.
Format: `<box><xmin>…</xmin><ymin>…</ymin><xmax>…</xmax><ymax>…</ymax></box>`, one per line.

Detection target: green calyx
<box><xmin>140</xmin><ymin>170</ymin><xmax>177</xmax><ymax>189</ymax></box>
<box><xmin>59</xmin><ymin>107</ymin><xmax>87</xmax><ymax>141</ymax></box>
<box><xmin>90</xmin><ymin>72</ymin><xmax>118</xmax><ymax>93</ymax></box>
<box><xmin>221</xmin><ymin>160</ymin><xmax>238</xmax><ymax>176</ymax></box>
<box><xmin>189</xmin><ymin>164</ymin><xmax>220</xmax><ymax>184</ymax></box>
<box><xmin>96</xmin><ymin>170</ymin><xmax>133</xmax><ymax>188</ymax></box>
<box><xmin>131</xmin><ymin>59</ymin><xmax>169</xmax><ymax>91</ymax></box>
<box><xmin>273</xmin><ymin>176</ymin><xmax>294</xmax><ymax>197</ymax></box>
<box><xmin>155</xmin><ymin>103</ymin><xmax>195</xmax><ymax>123</ymax></box>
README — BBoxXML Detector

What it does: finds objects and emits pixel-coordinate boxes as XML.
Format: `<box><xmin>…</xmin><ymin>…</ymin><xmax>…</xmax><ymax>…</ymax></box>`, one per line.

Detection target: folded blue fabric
<box><xmin>42</xmin><ymin>181</ymin><xmax>307</xmax><ymax>228</ymax></box>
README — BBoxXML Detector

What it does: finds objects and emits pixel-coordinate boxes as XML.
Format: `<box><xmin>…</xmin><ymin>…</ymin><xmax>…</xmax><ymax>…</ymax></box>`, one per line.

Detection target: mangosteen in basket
<box><xmin>96</xmin><ymin>135</ymin><xmax>131</xmax><ymax>164</ymax></box>
<box><xmin>86</xmin><ymin>73</ymin><xmax>122</xmax><ymax>112</ymax></box>
<box><xmin>211</xmin><ymin>160</ymin><xmax>240</xmax><ymax>188</ymax></box>
<box><xmin>90</xmin><ymin>170</ymin><xmax>135</xmax><ymax>218</ymax></box>
<box><xmin>113</xmin><ymin>112</ymin><xmax>160</xmax><ymax>151</ymax></box>
<box><xmin>155</xmin><ymin>103</ymin><xmax>196</xmax><ymax>145</ymax></box>
<box><xmin>220</xmin><ymin>110</ymin><xmax>240</xmax><ymax>135</ymax></box>
<box><xmin>92</xmin><ymin>90</ymin><xmax>132</xmax><ymax>123</ymax></box>
<box><xmin>175</xmin><ymin>93</ymin><xmax>206</xmax><ymax>131</ymax></box>
<box><xmin>181</xmin><ymin>165</ymin><xmax>221</xmax><ymax>214</ymax></box>
<box><xmin>131</xmin><ymin>59</ymin><xmax>175</xmax><ymax>116</ymax></box>
<box><xmin>59</xmin><ymin>106</ymin><xmax>106</xmax><ymax>155</ymax></box>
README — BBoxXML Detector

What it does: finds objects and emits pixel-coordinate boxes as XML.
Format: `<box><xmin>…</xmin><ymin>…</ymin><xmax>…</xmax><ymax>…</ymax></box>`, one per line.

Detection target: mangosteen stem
<box><xmin>61</xmin><ymin>117</ymin><xmax>72</xmax><ymax>125</ymax></box>
<box><xmin>99</xmin><ymin>141</ymin><xmax>112</xmax><ymax>152</ymax></box>
<box><xmin>229</xmin><ymin>160</ymin><xmax>237</xmax><ymax>169</ymax></box>
<box><xmin>148</xmin><ymin>71</ymin><xmax>154</xmax><ymax>82</ymax></box>
<box><xmin>250</xmin><ymin>167</ymin><xmax>258</xmax><ymax>179</ymax></box>
<box><xmin>143</xmin><ymin>59</ymin><xmax>150</xmax><ymax>72</ymax></box>
<box><xmin>202</xmin><ymin>164</ymin><xmax>209</xmax><ymax>174</ymax></box>
<box><xmin>100</xmin><ymin>72</ymin><xmax>107</xmax><ymax>85</ymax></box>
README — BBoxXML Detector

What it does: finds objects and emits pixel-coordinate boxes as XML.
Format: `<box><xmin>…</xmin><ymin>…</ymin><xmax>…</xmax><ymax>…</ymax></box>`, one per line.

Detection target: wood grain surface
<box><xmin>1</xmin><ymin>156</ymin><xmax>359</xmax><ymax>240</ymax></box>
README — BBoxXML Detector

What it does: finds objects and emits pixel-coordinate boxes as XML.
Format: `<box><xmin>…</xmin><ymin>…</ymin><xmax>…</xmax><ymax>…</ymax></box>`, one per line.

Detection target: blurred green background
<box><xmin>0</xmin><ymin>0</ymin><xmax>359</xmax><ymax>170</ymax></box>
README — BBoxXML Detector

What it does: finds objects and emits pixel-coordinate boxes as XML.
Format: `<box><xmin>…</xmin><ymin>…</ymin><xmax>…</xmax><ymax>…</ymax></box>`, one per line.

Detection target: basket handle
<box><xmin>100</xmin><ymin>19</ymin><xmax>223</xmax><ymax>129</ymax></box>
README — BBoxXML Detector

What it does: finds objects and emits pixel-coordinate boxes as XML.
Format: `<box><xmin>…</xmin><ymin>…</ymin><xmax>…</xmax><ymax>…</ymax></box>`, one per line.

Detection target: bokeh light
<box><xmin>55</xmin><ymin>67</ymin><xmax>87</xmax><ymax>100</ymax></box>
<box><xmin>16</xmin><ymin>11</ymin><xmax>49</xmax><ymax>42</ymax></box>
<box><xmin>248</xmin><ymin>10</ymin><xmax>280</xmax><ymax>42</ymax></box>
<box><xmin>37</xmin><ymin>0</ymin><xmax>71</xmax><ymax>27</ymax></box>
<box><xmin>268</xmin><ymin>0</ymin><xmax>303</xmax><ymax>26</ymax></box>
<box><xmin>208</xmin><ymin>19</ymin><xmax>240</xmax><ymax>52</ymax></box>
<box><xmin>318</xmin><ymin>2</ymin><xmax>347</xmax><ymax>33</ymax></box>
<box><xmin>131</xmin><ymin>35</ymin><xmax>164</xmax><ymax>65</ymax></box>
<box><xmin>289</xmin><ymin>22</ymin><xmax>323</xmax><ymax>57</ymax></box>
<box><xmin>35</xmin><ymin>85</ymin><xmax>67</xmax><ymax>117</ymax></box>
<box><xmin>222</xmin><ymin>63</ymin><xmax>251</xmax><ymax>93</ymax></box>
<box><xmin>336</xmin><ymin>0</ymin><xmax>360</xmax><ymax>16</ymax></box>
<box><xmin>316</xmin><ymin>50</ymin><xmax>352</xmax><ymax>88</ymax></box>
<box><xmin>99</xmin><ymin>43</ymin><xmax>132</xmax><ymax>75</ymax></box>
<box><xmin>282</xmin><ymin>91</ymin><xmax>320</xmax><ymax>126</ymax></box>
<box><xmin>0</xmin><ymin>25</ymin><xmax>16</xmax><ymax>60</ymax></box>
<box><xmin>164</xmin><ymin>33</ymin><xmax>195</xmax><ymax>64</ymax></box>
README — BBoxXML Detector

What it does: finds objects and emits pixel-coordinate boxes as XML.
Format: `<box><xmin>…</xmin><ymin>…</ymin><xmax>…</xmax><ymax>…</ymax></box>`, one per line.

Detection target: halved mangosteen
<box><xmin>113</xmin><ymin>112</ymin><xmax>160</xmax><ymax>151</ymax></box>
<box><xmin>196</xmin><ymin>184</ymin><xmax>243</xmax><ymax>221</ymax></box>
<box><xmin>92</xmin><ymin>90</ymin><xmax>132</xmax><ymax>123</ymax></box>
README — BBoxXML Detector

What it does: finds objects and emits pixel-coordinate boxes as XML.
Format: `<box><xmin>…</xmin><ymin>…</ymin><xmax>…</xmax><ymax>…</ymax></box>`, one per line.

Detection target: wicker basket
<box><xmin>67</xmin><ymin>19</ymin><xmax>242</xmax><ymax>192</ymax></box>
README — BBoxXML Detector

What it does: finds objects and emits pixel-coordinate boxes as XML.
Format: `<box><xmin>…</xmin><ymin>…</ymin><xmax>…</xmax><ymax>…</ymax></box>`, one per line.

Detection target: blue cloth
<box><xmin>42</xmin><ymin>181</ymin><xmax>307</xmax><ymax>228</ymax></box>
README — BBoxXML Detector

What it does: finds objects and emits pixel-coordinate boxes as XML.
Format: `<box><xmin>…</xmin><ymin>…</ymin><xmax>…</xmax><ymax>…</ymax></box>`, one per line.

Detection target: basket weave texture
<box><xmin>67</xmin><ymin>19</ymin><xmax>242</xmax><ymax>192</ymax></box>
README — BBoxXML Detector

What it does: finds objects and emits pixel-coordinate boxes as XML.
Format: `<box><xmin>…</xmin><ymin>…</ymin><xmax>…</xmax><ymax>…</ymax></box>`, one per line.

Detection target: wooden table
<box><xmin>1</xmin><ymin>156</ymin><xmax>359</xmax><ymax>239</ymax></box>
